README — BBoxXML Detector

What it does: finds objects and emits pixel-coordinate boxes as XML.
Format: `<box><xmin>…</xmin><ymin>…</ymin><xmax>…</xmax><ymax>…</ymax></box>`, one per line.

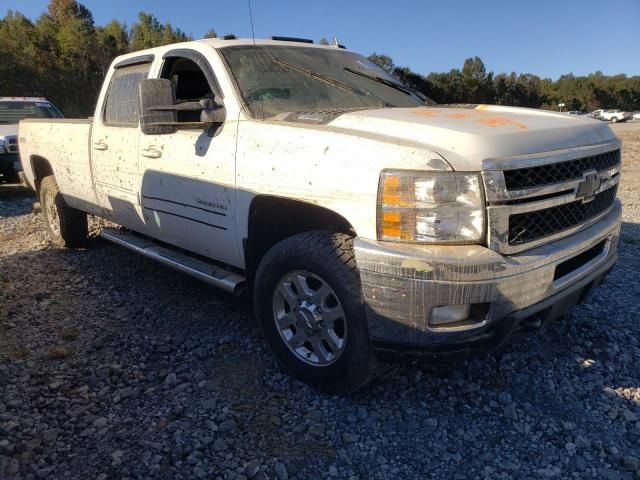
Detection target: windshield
<box><xmin>220</xmin><ymin>45</ymin><xmax>427</xmax><ymax>118</ymax></box>
<box><xmin>0</xmin><ymin>101</ymin><xmax>63</xmax><ymax>124</ymax></box>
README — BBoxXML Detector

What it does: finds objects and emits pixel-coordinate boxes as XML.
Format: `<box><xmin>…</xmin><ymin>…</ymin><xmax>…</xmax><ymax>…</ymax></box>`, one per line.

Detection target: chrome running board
<box><xmin>100</xmin><ymin>228</ymin><xmax>246</xmax><ymax>295</ymax></box>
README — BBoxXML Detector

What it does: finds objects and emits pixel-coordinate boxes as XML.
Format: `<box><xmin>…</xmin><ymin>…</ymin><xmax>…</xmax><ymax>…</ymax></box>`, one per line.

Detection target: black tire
<box><xmin>611</xmin><ymin>117</ymin><xmax>618</xmax><ymax>123</ymax></box>
<box><xmin>253</xmin><ymin>231</ymin><xmax>376</xmax><ymax>394</ymax></box>
<box><xmin>40</xmin><ymin>175</ymin><xmax>88</xmax><ymax>248</ymax></box>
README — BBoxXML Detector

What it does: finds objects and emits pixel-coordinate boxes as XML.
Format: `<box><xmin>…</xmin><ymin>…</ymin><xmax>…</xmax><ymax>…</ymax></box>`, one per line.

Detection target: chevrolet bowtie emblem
<box><xmin>575</xmin><ymin>170</ymin><xmax>602</xmax><ymax>203</ymax></box>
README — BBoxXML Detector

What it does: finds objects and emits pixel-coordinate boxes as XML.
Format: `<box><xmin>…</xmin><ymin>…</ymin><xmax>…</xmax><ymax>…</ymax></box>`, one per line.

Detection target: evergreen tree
<box><xmin>203</xmin><ymin>28</ymin><xmax>217</xmax><ymax>39</ymax></box>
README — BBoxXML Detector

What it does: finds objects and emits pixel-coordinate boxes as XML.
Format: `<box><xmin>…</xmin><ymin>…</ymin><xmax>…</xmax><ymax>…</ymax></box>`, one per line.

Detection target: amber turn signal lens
<box><xmin>377</xmin><ymin>170</ymin><xmax>485</xmax><ymax>243</ymax></box>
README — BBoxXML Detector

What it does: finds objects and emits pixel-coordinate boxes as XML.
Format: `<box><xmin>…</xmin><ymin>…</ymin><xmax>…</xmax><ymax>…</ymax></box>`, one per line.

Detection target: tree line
<box><xmin>0</xmin><ymin>0</ymin><xmax>216</xmax><ymax>117</ymax></box>
<box><xmin>369</xmin><ymin>54</ymin><xmax>640</xmax><ymax>113</ymax></box>
<box><xmin>1</xmin><ymin>0</ymin><xmax>638</xmax><ymax>117</ymax></box>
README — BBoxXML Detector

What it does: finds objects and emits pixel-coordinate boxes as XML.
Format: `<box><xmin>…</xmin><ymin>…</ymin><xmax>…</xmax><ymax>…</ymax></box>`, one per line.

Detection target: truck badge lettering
<box><xmin>196</xmin><ymin>197</ymin><xmax>227</xmax><ymax>211</ymax></box>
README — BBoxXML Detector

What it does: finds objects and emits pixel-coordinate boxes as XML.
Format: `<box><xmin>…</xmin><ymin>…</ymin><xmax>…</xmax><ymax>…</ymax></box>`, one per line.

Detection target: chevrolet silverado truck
<box><xmin>19</xmin><ymin>38</ymin><xmax>622</xmax><ymax>393</ymax></box>
<box><xmin>0</xmin><ymin>97</ymin><xmax>63</xmax><ymax>183</ymax></box>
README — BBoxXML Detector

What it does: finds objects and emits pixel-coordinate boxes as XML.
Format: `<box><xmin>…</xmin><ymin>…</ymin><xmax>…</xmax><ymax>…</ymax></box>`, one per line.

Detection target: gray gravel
<box><xmin>1</xmin><ymin>125</ymin><xmax>639</xmax><ymax>479</ymax></box>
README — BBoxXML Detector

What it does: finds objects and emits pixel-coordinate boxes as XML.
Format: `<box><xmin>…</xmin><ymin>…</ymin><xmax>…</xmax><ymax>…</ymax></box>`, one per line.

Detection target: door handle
<box><xmin>141</xmin><ymin>146</ymin><xmax>162</xmax><ymax>159</ymax></box>
<box><xmin>93</xmin><ymin>141</ymin><xmax>108</xmax><ymax>151</ymax></box>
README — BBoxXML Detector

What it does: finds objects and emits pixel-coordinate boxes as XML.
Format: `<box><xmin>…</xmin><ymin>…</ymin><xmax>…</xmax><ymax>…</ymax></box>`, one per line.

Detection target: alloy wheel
<box><xmin>272</xmin><ymin>270</ymin><xmax>347</xmax><ymax>366</ymax></box>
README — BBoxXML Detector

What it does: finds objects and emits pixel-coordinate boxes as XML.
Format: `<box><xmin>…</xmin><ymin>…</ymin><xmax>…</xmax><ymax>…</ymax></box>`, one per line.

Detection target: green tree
<box><xmin>96</xmin><ymin>20</ymin><xmax>128</xmax><ymax>75</ymax></box>
<box><xmin>60</xmin><ymin>12</ymin><xmax>96</xmax><ymax>113</ymax></box>
<box><xmin>129</xmin><ymin>12</ymin><xmax>163</xmax><ymax>50</ymax></box>
<box><xmin>161</xmin><ymin>22</ymin><xmax>191</xmax><ymax>45</ymax></box>
<box><xmin>0</xmin><ymin>11</ymin><xmax>40</xmax><ymax>95</ymax></box>
<box><xmin>459</xmin><ymin>57</ymin><xmax>494</xmax><ymax>103</ymax></box>
<box><xmin>367</xmin><ymin>53</ymin><xmax>395</xmax><ymax>73</ymax></box>
<box><xmin>130</xmin><ymin>13</ymin><xmax>191</xmax><ymax>51</ymax></box>
<box><xmin>3</xmin><ymin>2</ymin><xmax>640</xmax><ymax>119</ymax></box>
<box><xmin>203</xmin><ymin>28</ymin><xmax>217</xmax><ymax>39</ymax></box>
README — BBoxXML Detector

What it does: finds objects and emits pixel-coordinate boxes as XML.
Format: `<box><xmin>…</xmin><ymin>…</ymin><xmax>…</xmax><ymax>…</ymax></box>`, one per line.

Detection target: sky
<box><xmin>3</xmin><ymin>0</ymin><xmax>639</xmax><ymax>79</ymax></box>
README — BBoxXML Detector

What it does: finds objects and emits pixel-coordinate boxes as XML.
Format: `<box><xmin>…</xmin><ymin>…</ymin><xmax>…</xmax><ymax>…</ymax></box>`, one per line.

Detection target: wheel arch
<box><xmin>244</xmin><ymin>195</ymin><xmax>356</xmax><ymax>285</ymax></box>
<box><xmin>30</xmin><ymin>155</ymin><xmax>55</xmax><ymax>197</ymax></box>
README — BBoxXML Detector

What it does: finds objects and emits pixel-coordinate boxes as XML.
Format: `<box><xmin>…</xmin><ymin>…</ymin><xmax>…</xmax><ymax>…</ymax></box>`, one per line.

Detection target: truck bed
<box><xmin>19</xmin><ymin>118</ymin><xmax>98</xmax><ymax>212</ymax></box>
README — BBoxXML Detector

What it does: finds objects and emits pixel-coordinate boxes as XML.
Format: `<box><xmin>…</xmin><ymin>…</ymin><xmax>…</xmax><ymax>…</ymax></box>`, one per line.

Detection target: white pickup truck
<box><xmin>0</xmin><ymin>97</ymin><xmax>63</xmax><ymax>182</ymax></box>
<box><xmin>597</xmin><ymin>109</ymin><xmax>631</xmax><ymax>123</ymax></box>
<box><xmin>19</xmin><ymin>38</ymin><xmax>622</xmax><ymax>393</ymax></box>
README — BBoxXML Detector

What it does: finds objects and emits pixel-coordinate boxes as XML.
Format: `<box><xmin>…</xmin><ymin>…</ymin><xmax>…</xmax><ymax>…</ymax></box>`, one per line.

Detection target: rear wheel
<box><xmin>253</xmin><ymin>231</ymin><xmax>375</xmax><ymax>394</ymax></box>
<box><xmin>611</xmin><ymin>117</ymin><xmax>619</xmax><ymax>123</ymax></box>
<box><xmin>40</xmin><ymin>176</ymin><xmax>88</xmax><ymax>247</ymax></box>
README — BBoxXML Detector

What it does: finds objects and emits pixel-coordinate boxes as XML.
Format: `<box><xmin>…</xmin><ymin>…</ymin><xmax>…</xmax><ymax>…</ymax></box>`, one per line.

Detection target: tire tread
<box><xmin>40</xmin><ymin>176</ymin><xmax>88</xmax><ymax>248</ymax></box>
<box><xmin>254</xmin><ymin>230</ymin><xmax>376</xmax><ymax>394</ymax></box>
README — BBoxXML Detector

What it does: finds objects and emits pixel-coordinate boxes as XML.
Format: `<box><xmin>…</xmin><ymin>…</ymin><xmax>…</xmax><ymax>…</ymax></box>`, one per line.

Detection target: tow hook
<box><xmin>520</xmin><ymin>315</ymin><xmax>543</xmax><ymax>331</ymax></box>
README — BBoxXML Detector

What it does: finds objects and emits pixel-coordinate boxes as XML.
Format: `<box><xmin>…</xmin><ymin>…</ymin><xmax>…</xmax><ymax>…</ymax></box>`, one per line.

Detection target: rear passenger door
<box><xmin>137</xmin><ymin>49</ymin><xmax>241</xmax><ymax>266</ymax></box>
<box><xmin>91</xmin><ymin>57</ymin><xmax>151</xmax><ymax>231</ymax></box>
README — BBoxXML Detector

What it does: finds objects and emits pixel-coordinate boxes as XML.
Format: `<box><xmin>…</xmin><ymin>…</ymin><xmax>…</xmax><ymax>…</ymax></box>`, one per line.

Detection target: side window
<box><xmin>160</xmin><ymin>57</ymin><xmax>215</xmax><ymax>123</ymax></box>
<box><xmin>103</xmin><ymin>63</ymin><xmax>151</xmax><ymax>127</ymax></box>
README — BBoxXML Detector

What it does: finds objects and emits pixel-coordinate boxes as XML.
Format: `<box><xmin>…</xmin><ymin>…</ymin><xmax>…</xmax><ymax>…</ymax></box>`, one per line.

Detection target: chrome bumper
<box><xmin>354</xmin><ymin>201</ymin><xmax>621</xmax><ymax>351</ymax></box>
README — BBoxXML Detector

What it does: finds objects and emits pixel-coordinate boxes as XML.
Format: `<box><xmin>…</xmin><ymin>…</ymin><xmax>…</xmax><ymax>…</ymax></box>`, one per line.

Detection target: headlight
<box><xmin>377</xmin><ymin>170</ymin><xmax>485</xmax><ymax>243</ymax></box>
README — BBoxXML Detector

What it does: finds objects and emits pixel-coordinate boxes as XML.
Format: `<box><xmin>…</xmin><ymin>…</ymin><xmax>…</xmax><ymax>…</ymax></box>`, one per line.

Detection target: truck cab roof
<box><xmin>110</xmin><ymin>37</ymin><xmax>348</xmax><ymax>66</ymax></box>
<box><xmin>0</xmin><ymin>97</ymin><xmax>51</xmax><ymax>103</ymax></box>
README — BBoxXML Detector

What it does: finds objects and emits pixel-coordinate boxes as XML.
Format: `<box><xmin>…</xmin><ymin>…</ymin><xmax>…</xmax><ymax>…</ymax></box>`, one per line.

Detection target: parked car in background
<box><xmin>0</xmin><ymin>97</ymin><xmax>63</xmax><ymax>183</ymax></box>
<box><xmin>566</xmin><ymin>111</ymin><xmax>587</xmax><ymax>116</ymax></box>
<box><xmin>588</xmin><ymin>109</ymin><xmax>604</xmax><ymax>118</ymax></box>
<box><xmin>597</xmin><ymin>109</ymin><xmax>631</xmax><ymax>123</ymax></box>
<box><xmin>633</xmin><ymin>112</ymin><xmax>640</xmax><ymax>120</ymax></box>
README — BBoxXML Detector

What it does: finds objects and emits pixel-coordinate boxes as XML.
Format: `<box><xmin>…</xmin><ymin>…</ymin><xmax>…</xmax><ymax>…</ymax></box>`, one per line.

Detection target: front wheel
<box><xmin>253</xmin><ymin>231</ymin><xmax>376</xmax><ymax>394</ymax></box>
<box><xmin>40</xmin><ymin>176</ymin><xmax>88</xmax><ymax>247</ymax></box>
<box><xmin>611</xmin><ymin>117</ymin><xmax>619</xmax><ymax>123</ymax></box>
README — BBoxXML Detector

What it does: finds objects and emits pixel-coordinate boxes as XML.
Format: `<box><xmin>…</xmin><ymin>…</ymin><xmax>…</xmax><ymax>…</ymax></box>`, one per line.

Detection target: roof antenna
<box><xmin>247</xmin><ymin>0</ymin><xmax>264</xmax><ymax>119</ymax></box>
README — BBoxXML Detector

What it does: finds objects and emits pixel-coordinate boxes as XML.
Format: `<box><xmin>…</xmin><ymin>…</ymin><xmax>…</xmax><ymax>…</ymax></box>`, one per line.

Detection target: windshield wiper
<box><xmin>343</xmin><ymin>67</ymin><xmax>430</xmax><ymax>103</ymax></box>
<box><xmin>273</xmin><ymin>58</ymin><xmax>362</xmax><ymax>95</ymax></box>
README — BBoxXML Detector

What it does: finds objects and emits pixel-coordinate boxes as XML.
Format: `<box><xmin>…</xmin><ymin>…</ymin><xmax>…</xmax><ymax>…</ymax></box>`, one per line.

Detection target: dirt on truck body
<box><xmin>15</xmin><ymin>37</ymin><xmax>626</xmax><ymax>398</ymax></box>
<box><xmin>0</xmin><ymin>121</ymin><xmax>638</xmax><ymax>479</ymax></box>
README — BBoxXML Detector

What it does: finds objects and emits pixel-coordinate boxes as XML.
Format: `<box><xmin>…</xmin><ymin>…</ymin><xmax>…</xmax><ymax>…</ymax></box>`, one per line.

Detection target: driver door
<box><xmin>137</xmin><ymin>50</ymin><xmax>240</xmax><ymax>266</ymax></box>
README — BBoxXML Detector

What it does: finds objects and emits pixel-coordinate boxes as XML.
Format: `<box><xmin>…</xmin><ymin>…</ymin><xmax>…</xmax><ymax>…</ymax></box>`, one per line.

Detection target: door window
<box><xmin>161</xmin><ymin>57</ymin><xmax>215</xmax><ymax>123</ymax></box>
<box><xmin>103</xmin><ymin>63</ymin><xmax>151</xmax><ymax>127</ymax></box>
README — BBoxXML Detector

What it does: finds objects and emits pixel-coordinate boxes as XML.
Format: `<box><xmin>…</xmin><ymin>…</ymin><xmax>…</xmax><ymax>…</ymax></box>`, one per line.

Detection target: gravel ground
<box><xmin>1</xmin><ymin>122</ymin><xmax>640</xmax><ymax>480</ymax></box>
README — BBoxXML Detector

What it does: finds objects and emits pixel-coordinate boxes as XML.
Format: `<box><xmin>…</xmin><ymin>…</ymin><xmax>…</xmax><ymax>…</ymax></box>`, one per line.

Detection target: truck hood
<box><xmin>0</xmin><ymin>124</ymin><xmax>18</xmax><ymax>138</ymax></box>
<box><xmin>327</xmin><ymin>105</ymin><xmax>617</xmax><ymax>170</ymax></box>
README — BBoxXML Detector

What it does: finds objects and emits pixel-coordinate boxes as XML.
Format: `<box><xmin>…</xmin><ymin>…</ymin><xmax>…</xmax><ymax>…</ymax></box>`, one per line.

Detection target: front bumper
<box><xmin>354</xmin><ymin>201</ymin><xmax>621</xmax><ymax>357</ymax></box>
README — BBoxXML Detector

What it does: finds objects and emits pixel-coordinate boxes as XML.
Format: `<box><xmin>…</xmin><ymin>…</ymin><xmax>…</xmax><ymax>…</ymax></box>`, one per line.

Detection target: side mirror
<box><xmin>139</xmin><ymin>78</ymin><xmax>226</xmax><ymax>135</ymax></box>
<box><xmin>173</xmin><ymin>98</ymin><xmax>226</xmax><ymax>124</ymax></box>
<box><xmin>139</xmin><ymin>79</ymin><xmax>177</xmax><ymax>135</ymax></box>
<box><xmin>200</xmin><ymin>99</ymin><xmax>226</xmax><ymax>124</ymax></box>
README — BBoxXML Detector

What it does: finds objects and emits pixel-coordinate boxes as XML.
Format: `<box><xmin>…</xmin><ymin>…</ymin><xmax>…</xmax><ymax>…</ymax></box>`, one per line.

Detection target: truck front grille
<box><xmin>483</xmin><ymin>142</ymin><xmax>622</xmax><ymax>254</ymax></box>
<box><xmin>5</xmin><ymin>136</ymin><xmax>18</xmax><ymax>154</ymax></box>
<box><xmin>504</xmin><ymin>149</ymin><xmax>620</xmax><ymax>190</ymax></box>
<box><xmin>508</xmin><ymin>185</ymin><xmax>618</xmax><ymax>245</ymax></box>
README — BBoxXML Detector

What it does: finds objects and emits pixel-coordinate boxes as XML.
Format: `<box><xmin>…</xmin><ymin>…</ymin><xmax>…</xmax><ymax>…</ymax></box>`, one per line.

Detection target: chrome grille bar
<box><xmin>482</xmin><ymin>139</ymin><xmax>621</xmax><ymax>255</ymax></box>
<box><xmin>4</xmin><ymin>135</ymin><xmax>18</xmax><ymax>153</ymax></box>
<box><xmin>504</xmin><ymin>149</ymin><xmax>620</xmax><ymax>190</ymax></box>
